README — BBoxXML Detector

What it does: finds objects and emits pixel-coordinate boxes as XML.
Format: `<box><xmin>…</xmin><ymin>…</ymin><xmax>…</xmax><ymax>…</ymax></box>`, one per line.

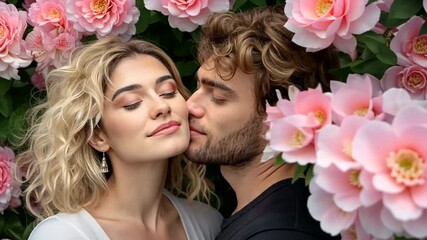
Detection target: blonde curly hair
<box><xmin>16</xmin><ymin>37</ymin><xmax>213</xmax><ymax>220</ymax></box>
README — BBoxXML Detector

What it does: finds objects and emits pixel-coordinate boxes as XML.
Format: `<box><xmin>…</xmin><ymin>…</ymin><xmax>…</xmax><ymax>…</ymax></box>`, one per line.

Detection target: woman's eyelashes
<box><xmin>122</xmin><ymin>90</ymin><xmax>177</xmax><ymax>111</ymax></box>
<box><xmin>123</xmin><ymin>101</ymin><xmax>142</xmax><ymax>110</ymax></box>
<box><xmin>159</xmin><ymin>90</ymin><xmax>178</xmax><ymax>98</ymax></box>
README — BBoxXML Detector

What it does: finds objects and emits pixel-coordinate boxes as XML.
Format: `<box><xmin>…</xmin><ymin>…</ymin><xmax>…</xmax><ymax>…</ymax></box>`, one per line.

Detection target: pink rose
<box><xmin>144</xmin><ymin>0</ymin><xmax>231</xmax><ymax>32</ymax></box>
<box><xmin>66</xmin><ymin>0</ymin><xmax>140</xmax><ymax>41</ymax></box>
<box><xmin>284</xmin><ymin>0</ymin><xmax>380</xmax><ymax>55</ymax></box>
<box><xmin>381</xmin><ymin>65</ymin><xmax>427</xmax><ymax>100</ymax></box>
<box><xmin>0</xmin><ymin>2</ymin><xmax>32</xmax><ymax>80</ymax></box>
<box><xmin>390</xmin><ymin>16</ymin><xmax>427</xmax><ymax>68</ymax></box>
<box><xmin>0</xmin><ymin>146</ymin><xmax>19</xmax><ymax>212</ymax></box>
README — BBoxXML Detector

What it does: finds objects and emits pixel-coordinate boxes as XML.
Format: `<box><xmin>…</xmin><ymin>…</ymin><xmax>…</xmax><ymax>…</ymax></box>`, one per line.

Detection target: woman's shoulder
<box><xmin>164</xmin><ymin>191</ymin><xmax>223</xmax><ymax>239</ymax></box>
<box><xmin>29</xmin><ymin>210</ymin><xmax>108</xmax><ymax>240</ymax></box>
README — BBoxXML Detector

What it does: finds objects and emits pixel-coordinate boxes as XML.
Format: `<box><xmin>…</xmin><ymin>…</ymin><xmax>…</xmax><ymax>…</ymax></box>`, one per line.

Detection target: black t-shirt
<box><xmin>216</xmin><ymin>179</ymin><xmax>341</xmax><ymax>240</ymax></box>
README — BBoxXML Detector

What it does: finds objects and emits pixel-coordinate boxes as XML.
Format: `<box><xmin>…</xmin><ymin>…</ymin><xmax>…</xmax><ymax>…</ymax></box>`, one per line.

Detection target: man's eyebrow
<box><xmin>111</xmin><ymin>75</ymin><xmax>174</xmax><ymax>101</ymax></box>
<box><xmin>198</xmin><ymin>76</ymin><xmax>236</xmax><ymax>95</ymax></box>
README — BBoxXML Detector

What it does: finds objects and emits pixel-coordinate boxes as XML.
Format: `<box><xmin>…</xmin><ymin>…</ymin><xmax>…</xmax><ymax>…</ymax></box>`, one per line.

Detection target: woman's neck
<box><xmin>88</xmin><ymin>159</ymin><xmax>169</xmax><ymax>229</ymax></box>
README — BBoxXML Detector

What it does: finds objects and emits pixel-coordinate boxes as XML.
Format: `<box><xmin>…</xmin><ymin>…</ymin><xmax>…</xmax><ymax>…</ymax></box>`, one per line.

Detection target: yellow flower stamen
<box><xmin>412</xmin><ymin>36</ymin><xmax>427</xmax><ymax>55</ymax></box>
<box><xmin>291</xmin><ymin>130</ymin><xmax>306</xmax><ymax>147</ymax></box>
<box><xmin>315</xmin><ymin>0</ymin><xmax>333</xmax><ymax>17</ymax></box>
<box><xmin>0</xmin><ymin>26</ymin><xmax>4</xmax><ymax>38</ymax></box>
<box><xmin>387</xmin><ymin>149</ymin><xmax>424</xmax><ymax>186</ymax></box>
<box><xmin>91</xmin><ymin>0</ymin><xmax>108</xmax><ymax>14</ymax></box>
<box><xmin>353</xmin><ymin>108</ymin><xmax>368</xmax><ymax>117</ymax></box>
<box><xmin>349</xmin><ymin>169</ymin><xmax>362</xmax><ymax>189</ymax></box>
<box><xmin>314</xmin><ymin>110</ymin><xmax>326</xmax><ymax>125</ymax></box>
<box><xmin>408</xmin><ymin>72</ymin><xmax>425</xmax><ymax>88</ymax></box>
<box><xmin>48</xmin><ymin>9</ymin><xmax>61</xmax><ymax>19</ymax></box>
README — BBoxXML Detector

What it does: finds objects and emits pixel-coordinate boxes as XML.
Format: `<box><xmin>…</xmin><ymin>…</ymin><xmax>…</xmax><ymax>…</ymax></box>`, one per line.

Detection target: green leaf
<box><xmin>350</xmin><ymin>58</ymin><xmax>390</xmax><ymax>79</ymax></box>
<box><xmin>420</xmin><ymin>22</ymin><xmax>427</xmax><ymax>35</ymax></box>
<box><xmin>305</xmin><ymin>164</ymin><xmax>314</xmax><ymax>186</ymax></box>
<box><xmin>249</xmin><ymin>0</ymin><xmax>267</xmax><ymax>6</ymax></box>
<box><xmin>0</xmin><ymin>116</ymin><xmax>9</xmax><ymax>143</ymax></box>
<box><xmin>172</xmin><ymin>28</ymin><xmax>184</xmax><ymax>43</ymax></box>
<box><xmin>275</xmin><ymin>155</ymin><xmax>285</xmax><ymax>165</ymax></box>
<box><xmin>292</xmin><ymin>164</ymin><xmax>307</xmax><ymax>184</ymax></box>
<box><xmin>22</xmin><ymin>221</ymin><xmax>37</xmax><ymax>240</ymax></box>
<box><xmin>387</xmin><ymin>0</ymin><xmax>422</xmax><ymax>26</ymax></box>
<box><xmin>0</xmin><ymin>93</ymin><xmax>12</xmax><ymax>118</ymax></box>
<box><xmin>175</xmin><ymin>60</ymin><xmax>199</xmax><ymax>78</ymax></box>
<box><xmin>232</xmin><ymin>0</ymin><xmax>249</xmax><ymax>11</ymax></box>
<box><xmin>136</xmin><ymin>4</ymin><xmax>152</xmax><ymax>34</ymax></box>
<box><xmin>7</xmin><ymin>103</ymin><xmax>29</xmax><ymax>146</ymax></box>
<box><xmin>0</xmin><ymin>79</ymin><xmax>12</xmax><ymax>96</ymax></box>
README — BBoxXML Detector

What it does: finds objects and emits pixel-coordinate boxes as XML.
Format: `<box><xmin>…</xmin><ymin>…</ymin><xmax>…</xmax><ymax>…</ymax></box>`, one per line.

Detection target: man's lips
<box><xmin>149</xmin><ymin>120</ymin><xmax>180</xmax><ymax>137</ymax></box>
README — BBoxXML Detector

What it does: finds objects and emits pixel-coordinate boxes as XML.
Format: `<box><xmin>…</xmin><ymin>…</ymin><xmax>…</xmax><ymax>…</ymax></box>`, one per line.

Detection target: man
<box><xmin>185</xmin><ymin>5</ymin><xmax>340</xmax><ymax>240</ymax></box>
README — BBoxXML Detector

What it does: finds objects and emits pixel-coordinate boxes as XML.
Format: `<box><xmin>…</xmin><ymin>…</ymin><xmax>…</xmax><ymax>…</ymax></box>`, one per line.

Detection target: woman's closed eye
<box><xmin>123</xmin><ymin>101</ymin><xmax>142</xmax><ymax>110</ymax></box>
<box><xmin>159</xmin><ymin>90</ymin><xmax>178</xmax><ymax>98</ymax></box>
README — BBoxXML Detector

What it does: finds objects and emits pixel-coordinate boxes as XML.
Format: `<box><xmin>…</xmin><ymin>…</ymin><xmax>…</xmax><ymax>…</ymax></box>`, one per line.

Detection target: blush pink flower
<box><xmin>316</xmin><ymin>116</ymin><xmax>367</xmax><ymax>170</ymax></box>
<box><xmin>0</xmin><ymin>2</ymin><xmax>32</xmax><ymax>80</ymax></box>
<box><xmin>381</xmin><ymin>65</ymin><xmax>427</xmax><ymax>100</ymax></box>
<box><xmin>352</xmin><ymin>106</ymin><xmax>427</xmax><ymax>222</ymax></box>
<box><xmin>307</xmin><ymin>178</ymin><xmax>357</xmax><ymax>236</ymax></box>
<box><xmin>28</xmin><ymin>0</ymin><xmax>67</xmax><ymax>34</ymax></box>
<box><xmin>144</xmin><ymin>0</ymin><xmax>231</xmax><ymax>32</ymax></box>
<box><xmin>330</xmin><ymin>74</ymin><xmax>382</xmax><ymax>124</ymax></box>
<box><xmin>269</xmin><ymin>114</ymin><xmax>317</xmax><ymax>165</ymax></box>
<box><xmin>0</xmin><ymin>146</ymin><xmax>20</xmax><ymax>212</ymax></box>
<box><xmin>390</xmin><ymin>16</ymin><xmax>427</xmax><ymax>68</ymax></box>
<box><xmin>284</xmin><ymin>0</ymin><xmax>381</xmax><ymax>55</ymax></box>
<box><xmin>66</xmin><ymin>0</ymin><xmax>140</xmax><ymax>41</ymax></box>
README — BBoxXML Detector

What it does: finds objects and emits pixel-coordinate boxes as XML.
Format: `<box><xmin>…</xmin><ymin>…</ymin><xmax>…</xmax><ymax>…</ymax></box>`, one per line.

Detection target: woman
<box><xmin>17</xmin><ymin>37</ymin><xmax>222</xmax><ymax>239</ymax></box>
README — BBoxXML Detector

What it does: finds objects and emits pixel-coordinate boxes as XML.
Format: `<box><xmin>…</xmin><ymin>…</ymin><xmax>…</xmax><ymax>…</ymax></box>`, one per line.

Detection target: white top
<box><xmin>29</xmin><ymin>191</ymin><xmax>222</xmax><ymax>240</ymax></box>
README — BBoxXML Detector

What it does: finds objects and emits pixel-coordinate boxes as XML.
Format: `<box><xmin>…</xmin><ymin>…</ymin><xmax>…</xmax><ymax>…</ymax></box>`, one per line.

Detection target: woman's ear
<box><xmin>89</xmin><ymin>128</ymin><xmax>110</xmax><ymax>152</ymax></box>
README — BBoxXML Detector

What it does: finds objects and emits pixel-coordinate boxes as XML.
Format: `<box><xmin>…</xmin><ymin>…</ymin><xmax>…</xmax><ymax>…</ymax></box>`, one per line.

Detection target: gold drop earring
<box><xmin>100</xmin><ymin>152</ymin><xmax>109</xmax><ymax>173</ymax></box>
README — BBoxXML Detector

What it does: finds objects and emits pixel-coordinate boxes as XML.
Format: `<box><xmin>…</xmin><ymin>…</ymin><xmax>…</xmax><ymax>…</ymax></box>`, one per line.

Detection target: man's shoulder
<box><xmin>216</xmin><ymin>179</ymin><xmax>337</xmax><ymax>240</ymax></box>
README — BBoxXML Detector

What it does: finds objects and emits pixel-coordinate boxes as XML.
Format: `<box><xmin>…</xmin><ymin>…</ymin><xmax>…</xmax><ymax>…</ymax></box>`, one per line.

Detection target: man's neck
<box><xmin>221</xmin><ymin>157</ymin><xmax>297</xmax><ymax>214</ymax></box>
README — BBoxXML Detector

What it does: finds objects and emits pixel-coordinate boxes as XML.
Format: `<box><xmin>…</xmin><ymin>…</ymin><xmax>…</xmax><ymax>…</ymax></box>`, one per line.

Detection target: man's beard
<box><xmin>185</xmin><ymin>115</ymin><xmax>266</xmax><ymax>166</ymax></box>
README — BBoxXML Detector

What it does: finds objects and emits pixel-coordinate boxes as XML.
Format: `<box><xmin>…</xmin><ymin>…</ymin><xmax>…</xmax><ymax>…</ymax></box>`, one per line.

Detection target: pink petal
<box><xmin>352</xmin><ymin>121</ymin><xmax>397</xmax><ymax>173</ymax></box>
<box><xmin>358</xmin><ymin>203</ymin><xmax>395</xmax><ymax>239</ymax></box>
<box><xmin>403</xmin><ymin>210</ymin><xmax>427</xmax><ymax>238</ymax></box>
<box><xmin>348</xmin><ymin>3</ymin><xmax>380</xmax><ymax>34</ymax></box>
<box><xmin>383</xmin><ymin>190</ymin><xmax>423</xmax><ymax>221</ymax></box>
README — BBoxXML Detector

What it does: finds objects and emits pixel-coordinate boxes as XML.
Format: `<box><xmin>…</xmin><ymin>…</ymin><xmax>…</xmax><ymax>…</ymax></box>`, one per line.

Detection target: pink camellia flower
<box><xmin>284</xmin><ymin>0</ymin><xmax>381</xmax><ymax>55</ymax></box>
<box><xmin>316</xmin><ymin>116</ymin><xmax>367</xmax><ymax>170</ymax></box>
<box><xmin>352</xmin><ymin>106</ymin><xmax>427</xmax><ymax>223</ymax></box>
<box><xmin>381</xmin><ymin>65</ymin><xmax>427</xmax><ymax>100</ymax></box>
<box><xmin>0</xmin><ymin>146</ymin><xmax>21</xmax><ymax>212</ymax></box>
<box><xmin>307</xmin><ymin>178</ymin><xmax>357</xmax><ymax>236</ymax></box>
<box><xmin>330</xmin><ymin>74</ymin><xmax>382</xmax><ymax>124</ymax></box>
<box><xmin>66</xmin><ymin>0</ymin><xmax>140</xmax><ymax>41</ymax></box>
<box><xmin>269</xmin><ymin>114</ymin><xmax>317</xmax><ymax>165</ymax></box>
<box><xmin>390</xmin><ymin>16</ymin><xmax>427</xmax><ymax>68</ymax></box>
<box><xmin>0</xmin><ymin>2</ymin><xmax>32</xmax><ymax>80</ymax></box>
<box><xmin>144</xmin><ymin>0</ymin><xmax>231</xmax><ymax>32</ymax></box>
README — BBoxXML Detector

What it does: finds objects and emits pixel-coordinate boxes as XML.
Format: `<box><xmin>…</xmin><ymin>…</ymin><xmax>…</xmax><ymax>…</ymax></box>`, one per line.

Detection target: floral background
<box><xmin>0</xmin><ymin>0</ymin><xmax>426</xmax><ymax>239</ymax></box>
